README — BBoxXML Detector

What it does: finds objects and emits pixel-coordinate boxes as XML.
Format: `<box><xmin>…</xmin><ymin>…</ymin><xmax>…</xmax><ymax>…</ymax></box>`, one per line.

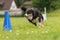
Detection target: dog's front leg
<box><xmin>37</xmin><ymin>18</ymin><xmax>44</xmax><ymax>28</ymax></box>
<box><xmin>28</xmin><ymin>19</ymin><xmax>36</xmax><ymax>26</ymax></box>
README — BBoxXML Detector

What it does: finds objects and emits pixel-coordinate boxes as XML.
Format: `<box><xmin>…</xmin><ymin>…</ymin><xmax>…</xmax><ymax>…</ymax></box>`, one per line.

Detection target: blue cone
<box><xmin>3</xmin><ymin>10</ymin><xmax>12</xmax><ymax>31</ymax></box>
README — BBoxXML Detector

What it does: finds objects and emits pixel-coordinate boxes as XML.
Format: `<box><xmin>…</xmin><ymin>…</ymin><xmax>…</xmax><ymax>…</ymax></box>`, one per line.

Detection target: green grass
<box><xmin>0</xmin><ymin>9</ymin><xmax>60</xmax><ymax>40</ymax></box>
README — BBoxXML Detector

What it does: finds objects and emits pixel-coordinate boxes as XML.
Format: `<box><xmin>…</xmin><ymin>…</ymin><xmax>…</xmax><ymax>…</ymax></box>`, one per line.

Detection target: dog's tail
<box><xmin>21</xmin><ymin>6</ymin><xmax>26</xmax><ymax>12</ymax></box>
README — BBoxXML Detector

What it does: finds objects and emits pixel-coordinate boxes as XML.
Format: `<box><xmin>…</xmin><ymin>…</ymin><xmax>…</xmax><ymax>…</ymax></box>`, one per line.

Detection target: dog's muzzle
<box><xmin>25</xmin><ymin>14</ymin><xmax>33</xmax><ymax>20</ymax></box>
<box><xmin>25</xmin><ymin>14</ymin><xmax>28</xmax><ymax>18</ymax></box>
<box><xmin>25</xmin><ymin>14</ymin><xmax>28</xmax><ymax>16</ymax></box>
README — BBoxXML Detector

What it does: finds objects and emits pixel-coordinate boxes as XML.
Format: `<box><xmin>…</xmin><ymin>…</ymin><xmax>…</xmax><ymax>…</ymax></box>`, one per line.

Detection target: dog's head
<box><xmin>21</xmin><ymin>7</ymin><xmax>34</xmax><ymax>20</ymax></box>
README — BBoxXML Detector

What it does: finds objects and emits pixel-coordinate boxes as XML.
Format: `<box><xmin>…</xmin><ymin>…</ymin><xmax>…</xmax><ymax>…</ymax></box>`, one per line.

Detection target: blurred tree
<box><xmin>32</xmin><ymin>0</ymin><xmax>60</xmax><ymax>12</ymax></box>
<box><xmin>15</xmin><ymin>0</ymin><xmax>31</xmax><ymax>8</ymax></box>
<box><xmin>15</xmin><ymin>0</ymin><xmax>25</xmax><ymax>8</ymax></box>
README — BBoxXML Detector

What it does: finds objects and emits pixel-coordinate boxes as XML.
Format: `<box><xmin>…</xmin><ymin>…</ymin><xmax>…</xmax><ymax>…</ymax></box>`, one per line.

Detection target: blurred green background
<box><xmin>0</xmin><ymin>0</ymin><xmax>60</xmax><ymax>40</ymax></box>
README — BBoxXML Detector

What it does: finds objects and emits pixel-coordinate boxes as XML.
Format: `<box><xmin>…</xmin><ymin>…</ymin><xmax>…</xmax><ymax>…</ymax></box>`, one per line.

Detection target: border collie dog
<box><xmin>21</xmin><ymin>7</ymin><xmax>44</xmax><ymax>28</ymax></box>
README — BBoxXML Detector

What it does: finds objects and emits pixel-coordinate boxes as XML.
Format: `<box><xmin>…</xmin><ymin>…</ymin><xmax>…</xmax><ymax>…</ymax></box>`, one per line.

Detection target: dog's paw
<box><xmin>41</xmin><ymin>25</ymin><xmax>44</xmax><ymax>28</ymax></box>
<box><xmin>37</xmin><ymin>23</ymin><xmax>44</xmax><ymax>28</ymax></box>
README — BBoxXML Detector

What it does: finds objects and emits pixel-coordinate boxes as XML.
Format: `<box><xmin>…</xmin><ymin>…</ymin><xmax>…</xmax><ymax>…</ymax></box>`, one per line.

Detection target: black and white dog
<box><xmin>21</xmin><ymin>7</ymin><xmax>44</xmax><ymax>28</ymax></box>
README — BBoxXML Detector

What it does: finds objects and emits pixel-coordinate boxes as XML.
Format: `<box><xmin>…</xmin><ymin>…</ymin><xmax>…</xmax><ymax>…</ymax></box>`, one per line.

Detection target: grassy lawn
<box><xmin>0</xmin><ymin>9</ymin><xmax>60</xmax><ymax>40</ymax></box>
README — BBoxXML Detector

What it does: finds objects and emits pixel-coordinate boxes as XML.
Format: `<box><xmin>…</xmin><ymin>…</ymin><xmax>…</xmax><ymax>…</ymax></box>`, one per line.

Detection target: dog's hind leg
<box><xmin>40</xmin><ymin>19</ymin><xmax>44</xmax><ymax>27</ymax></box>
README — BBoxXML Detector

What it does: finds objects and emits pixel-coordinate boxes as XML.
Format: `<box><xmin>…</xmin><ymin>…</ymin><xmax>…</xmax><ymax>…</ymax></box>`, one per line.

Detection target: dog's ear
<box><xmin>21</xmin><ymin>6</ymin><xmax>26</xmax><ymax>12</ymax></box>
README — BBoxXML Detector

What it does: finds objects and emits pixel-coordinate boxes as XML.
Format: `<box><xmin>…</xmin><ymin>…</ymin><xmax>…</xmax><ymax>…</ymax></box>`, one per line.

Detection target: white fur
<box><xmin>25</xmin><ymin>14</ymin><xmax>28</xmax><ymax>16</ymax></box>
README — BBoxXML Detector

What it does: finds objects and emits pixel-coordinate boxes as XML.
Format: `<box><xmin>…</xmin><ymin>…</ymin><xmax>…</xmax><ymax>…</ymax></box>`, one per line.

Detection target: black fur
<box><xmin>21</xmin><ymin>7</ymin><xmax>44</xmax><ymax>26</ymax></box>
<box><xmin>21</xmin><ymin>7</ymin><xmax>26</xmax><ymax>12</ymax></box>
